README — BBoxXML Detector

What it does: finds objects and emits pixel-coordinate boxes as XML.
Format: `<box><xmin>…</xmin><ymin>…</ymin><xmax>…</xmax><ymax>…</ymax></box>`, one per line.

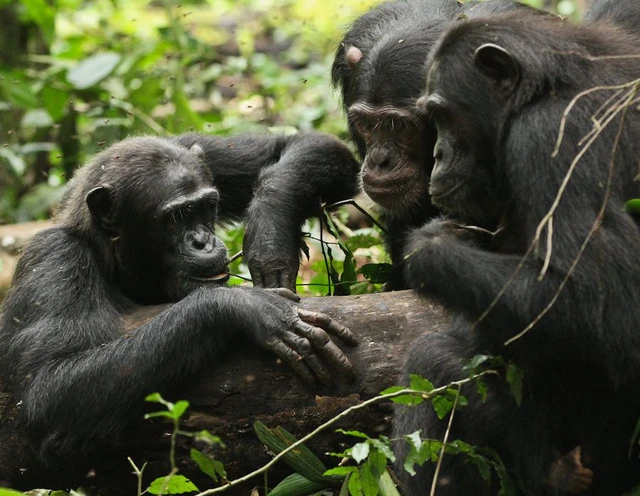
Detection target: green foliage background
<box><xmin>0</xmin><ymin>0</ymin><xmax>582</xmax><ymax>295</ymax></box>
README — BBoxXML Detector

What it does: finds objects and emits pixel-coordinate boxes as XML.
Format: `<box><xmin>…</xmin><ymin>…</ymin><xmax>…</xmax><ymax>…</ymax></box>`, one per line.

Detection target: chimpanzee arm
<box><xmin>0</xmin><ymin>229</ymin><xmax>356</xmax><ymax>460</ymax></box>
<box><xmin>402</xmin><ymin>217</ymin><xmax>640</xmax><ymax>383</ymax></box>
<box><xmin>174</xmin><ymin>133</ymin><xmax>361</xmax><ymax>290</ymax></box>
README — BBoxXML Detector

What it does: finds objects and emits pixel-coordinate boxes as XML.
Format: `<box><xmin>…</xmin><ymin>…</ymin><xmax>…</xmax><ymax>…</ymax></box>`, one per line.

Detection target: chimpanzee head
<box><xmin>419</xmin><ymin>27</ymin><xmax>526</xmax><ymax>227</ymax></box>
<box><xmin>336</xmin><ymin>23</ymin><xmax>447</xmax><ymax>214</ymax></box>
<box><xmin>59</xmin><ymin>137</ymin><xmax>229</xmax><ymax>304</ymax></box>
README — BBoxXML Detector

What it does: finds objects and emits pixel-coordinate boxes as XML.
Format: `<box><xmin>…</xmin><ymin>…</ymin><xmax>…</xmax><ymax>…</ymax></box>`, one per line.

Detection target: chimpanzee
<box><xmin>393</xmin><ymin>8</ymin><xmax>640</xmax><ymax>495</ymax></box>
<box><xmin>331</xmin><ymin>0</ymin><xmax>536</xmax><ymax>289</ymax></box>
<box><xmin>584</xmin><ymin>0</ymin><xmax>640</xmax><ymax>35</ymax></box>
<box><xmin>0</xmin><ymin>132</ymin><xmax>360</xmax><ymax>466</ymax></box>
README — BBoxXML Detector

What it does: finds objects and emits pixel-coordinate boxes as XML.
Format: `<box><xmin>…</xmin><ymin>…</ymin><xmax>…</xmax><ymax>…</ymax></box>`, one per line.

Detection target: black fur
<box><xmin>331</xmin><ymin>0</ymin><xmax>535</xmax><ymax>289</ymax></box>
<box><xmin>394</xmin><ymin>9</ymin><xmax>640</xmax><ymax>495</ymax></box>
<box><xmin>0</xmin><ymin>133</ymin><xmax>359</xmax><ymax>471</ymax></box>
<box><xmin>584</xmin><ymin>0</ymin><xmax>640</xmax><ymax>35</ymax></box>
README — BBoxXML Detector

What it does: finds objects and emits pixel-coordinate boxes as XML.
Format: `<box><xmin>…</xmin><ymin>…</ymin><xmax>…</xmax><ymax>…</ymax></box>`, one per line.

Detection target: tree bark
<box><xmin>0</xmin><ymin>290</ymin><xmax>447</xmax><ymax>495</ymax></box>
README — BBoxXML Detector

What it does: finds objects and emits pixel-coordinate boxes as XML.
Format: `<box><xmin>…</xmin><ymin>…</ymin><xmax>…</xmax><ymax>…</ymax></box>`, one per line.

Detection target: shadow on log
<box><xmin>0</xmin><ymin>289</ymin><xmax>447</xmax><ymax>494</ymax></box>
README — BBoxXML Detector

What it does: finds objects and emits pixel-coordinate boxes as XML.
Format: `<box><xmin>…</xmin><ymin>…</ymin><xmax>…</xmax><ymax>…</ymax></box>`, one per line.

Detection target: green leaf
<box><xmin>506</xmin><ymin>363</ymin><xmax>524</xmax><ymax>407</ymax></box>
<box><xmin>147</xmin><ymin>474</ymin><xmax>199</xmax><ymax>494</ymax></box>
<box><xmin>253</xmin><ymin>422</ymin><xmax>327</xmax><ymax>483</ymax></box>
<box><xmin>625</xmin><ymin>199</ymin><xmax>640</xmax><ymax>215</ymax></box>
<box><xmin>359</xmin><ymin>263</ymin><xmax>393</xmax><ymax>284</ymax></box>
<box><xmin>194</xmin><ymin>430</ymin><xmax>224</xmax><ymax>447</ymax></box>
<box><xmin>41</xmin><ymin>86</ymin><xmax>70</xmax><ymax>122</ymax></box>
<box><xmin>380</xmin><ymin>386</ymin><xmax>423</xmax><ymax>406</ymax></box>
<box><xmin>351</xmin><ymin>442</ymin><xmax>370</xmax><ymax>464</ymax></box>
<box><xmin>67</xmin><ymin>52</ymin><xmax>121</xmax><ymax>89</ymax></box>
<box><xmin>336</xmin><ymin>429</ymin><xmax>370</xmax><ymax>439</ymax></box>
<box><xmin>359</xmin><ymin>460</ymin><xmax>379</xmax><ymax>496</ymax></box>
<box><xmin>347</xmin><ymin>469</ymin><xmax>362</xmax><ymax>496</ymax></box>
<box><xmin>377</xmin><ymin>469</ymin><xmax>401</xmax><ymax>496</ymax></box>
<box><xmin>190</xmin><ymin>449</ymin><xmax>226</xmax><ymax>482</ymax></box>
<box><xmin>268</xmin><ymin>473</ymin><xmax>329</xmax><ymax>496</ymax></box>
<box><xmin>369</xmin><ymin>438</ymin><xmax>395</xmax><ymax>463</ymax></box>
<box><xmin>324</xmin><ymin>466</ymin><xmax>358</xmax><ymax>477</ymax></box>
<box><xmin>409</xmin><ymin>374</ymin><xmax>434</xmax><ymax>393</ymax></box>
<box><xmin>432</xmin><ymin>394</ymin><xmax>453</xmax><ymax>420</ymax></box>
<box><xmin>462</xmin><ymin>354</ymin><xmax>493</xmax><ymax>372</ymax></box>
<box><xmin>0</xmin><ymin>489</ymin><xmax>25</xmax><ymax>496</ymax></box>
<box><xmin>171</xmin><ymin>400</ymin><xmax>190</xmax><ymax>420</ymax></box>
<box><xmin>145</xmin><ymin>392</ymin><xmax>166</xmax><ymax>404</ymax></box>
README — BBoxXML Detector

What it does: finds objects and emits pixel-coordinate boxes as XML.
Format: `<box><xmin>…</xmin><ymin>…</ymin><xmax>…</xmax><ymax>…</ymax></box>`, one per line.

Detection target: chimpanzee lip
<box><xmin>430</xmin><ymin>182</ymin><xmax>464</xmax><ymax>201</ymax></box>
<box><xmin>188</xmin><ymin>273</ymin><xmax>230</xmax><ymax>283</ymax></box>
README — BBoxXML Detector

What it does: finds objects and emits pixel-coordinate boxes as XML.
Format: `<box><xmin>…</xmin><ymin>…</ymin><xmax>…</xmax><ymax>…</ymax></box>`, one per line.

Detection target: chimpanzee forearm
<box><xmin>173</xmin><ymin>132</ymin><xmax>360</xmax><ymax>223</ymax></box>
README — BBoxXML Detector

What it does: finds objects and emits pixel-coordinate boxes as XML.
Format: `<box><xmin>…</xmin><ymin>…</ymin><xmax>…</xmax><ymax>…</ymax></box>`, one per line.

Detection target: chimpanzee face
<box><xmin>349</xmin><ymin>102</ymin><xmax>434</xmax><ymax>214</ymax></box>
<box><xmin>418</xmin><ymin>42</ymin><xmax>522</xmax><ymax>227</ymax></box>
<box><xmin>85</xmin><ymin>142</ymin><xmax>230</xmax><ymax>304</ymax></box>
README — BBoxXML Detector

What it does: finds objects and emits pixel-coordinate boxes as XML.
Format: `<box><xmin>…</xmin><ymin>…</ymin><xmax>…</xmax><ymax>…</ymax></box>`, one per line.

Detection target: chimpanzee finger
<box><xmin>282</xmin><ymin>330</ymin><xmax>332</xmax><ymax>385</ymax></box>
<box><xmin>293</xmin><ymin>320</ymin><xmax>355</xmax><ymax>379</ymax></box>
<box><xmin>270</xmin><ymin>341</ymin><xmax>316</xmax><ymax>386</ymax></box>
<box><xmin>297</xmin><ymin>308</ymin><xmax>358</xmax><ymax>345</ymax></box>
<box><xmin>249</xmin><ymin>266</ymin><xmax>264</xmax><ymax>288</ymax></box>
<box><xmin>265</xmin><ymin>287</ymin><xmax>300</xmax><ymax>302</ymax></box>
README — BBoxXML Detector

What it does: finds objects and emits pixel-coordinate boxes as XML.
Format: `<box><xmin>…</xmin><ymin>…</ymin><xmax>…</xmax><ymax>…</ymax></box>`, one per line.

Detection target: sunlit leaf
<box><xmin>67</xmin><ymin>52</ymin><xmax>121</xmax><ymax>89</ymax></box>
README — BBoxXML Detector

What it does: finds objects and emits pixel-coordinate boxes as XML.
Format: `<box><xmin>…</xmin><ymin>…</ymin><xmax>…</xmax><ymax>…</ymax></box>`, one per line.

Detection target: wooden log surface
<box><xmin>0</xmin><ymin>290</ymin><xmax>448</xmax><ymax>495</ymax></box>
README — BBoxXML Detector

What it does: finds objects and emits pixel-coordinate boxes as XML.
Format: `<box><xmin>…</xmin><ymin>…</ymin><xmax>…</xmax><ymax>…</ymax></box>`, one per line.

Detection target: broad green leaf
<box><xmin>369</xmin><ymin>438</ymin><xmax>395</xmax><ymax>463</ymax></box>
<box><xmin>67</xmin><ymin>53</ymin><xmax>121</xmax><ymax>89</ymax></box>
<box><xmin>359</xmin><ymin>460</ymin><xmax>379</xmax><ymax>496</ymax></box>
<box><xmin>351</xmin><ymin>442</ymin><xmax>370</xmax><ymax>463</ymax></box>
<box><xmin>253</xmin><ymin>422</ymin><xmax>327</xmax><ymax>483</ymax></box>
<box><xmin>347</xmin><ymin>469</ymin><xmax>362</xmax><ymax>496</ymax></box>
<box><xmin>377</xmin><ymin>469</ymin><xmax>401</xmax><ymax>496</ymax></box>
<box><xmin>190</xmin><ymin>449</ymin><xmax>226</xmax><ymax>482</ymax></box>
<box><xmin>147</xmin><ymin>474</ymin><xmax>199</xmax><ymax>494</ymax></box>
<box><xmin>432</xmin><ymin>394</ymin><xmax>453</xmax><ymax>420</ymax></box>
<box><xmin>41</xmin><ymin>86</ymin><xmax>70</xmax><ymax>122</ymax></box>
<box><xmin>171</xmin><ymin>400</ymin><xmax>190</xmax><ymax>420</ymax></box>
<box><xmin>409</xmin><ymin>374</ymin><xmax>434</xmax><ymax>393</ymax></box>
<box><xmin>268</xmin><ymin>473</ymin><xmax>329</xmax><ymax>496</ymax></box>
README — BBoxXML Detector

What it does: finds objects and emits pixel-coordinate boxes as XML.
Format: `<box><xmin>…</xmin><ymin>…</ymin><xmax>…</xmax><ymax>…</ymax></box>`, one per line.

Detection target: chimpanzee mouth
<box><xmin>188</xmin><ymin>273</ymin><xmax>230</xmax><ymax>283</ymax></box>
<box><xmin>430</xmin><ymin>182</ymin><xmax>464</xmax><ymax>202</ymax></box>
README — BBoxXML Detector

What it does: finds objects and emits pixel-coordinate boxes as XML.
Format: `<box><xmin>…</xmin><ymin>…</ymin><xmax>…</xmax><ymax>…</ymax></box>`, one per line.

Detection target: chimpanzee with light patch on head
<box><xmin>0</xmin><ymin>132</ymin><xmax>360</xmax><ymax>472</ymax></box>
<box><xmin>393</xmin><ymin>7</ymin><xmax>640</xmax><ymax>495</ymax></box>
<box><xmin>331</xmin><ymin>0</ymin><xmax>537</xmax><ymax>290</ymax></box>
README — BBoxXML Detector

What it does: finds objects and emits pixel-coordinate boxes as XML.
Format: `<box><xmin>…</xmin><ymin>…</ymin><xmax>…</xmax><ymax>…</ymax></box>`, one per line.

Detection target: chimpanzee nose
<box><xmin>368</xmin><ymin>147</ymin><xmax>390</xmax><ymax>169</ymax></box>
<box><xmin>186</xmin><ymin>229</ymin><xmax>214</xmax><ymax>252</ymax></box>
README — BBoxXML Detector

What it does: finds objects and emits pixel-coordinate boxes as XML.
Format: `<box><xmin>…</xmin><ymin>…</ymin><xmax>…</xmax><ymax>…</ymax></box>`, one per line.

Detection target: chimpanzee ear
<box><xmin>86</xmin><ymin>185</ymin><xmax>117</xmax><ymax>233</ymax></box>
<box><xmin>474</xmin><ymin>43</ymin><xmax>520</xmax><ymax>94</ymax></box>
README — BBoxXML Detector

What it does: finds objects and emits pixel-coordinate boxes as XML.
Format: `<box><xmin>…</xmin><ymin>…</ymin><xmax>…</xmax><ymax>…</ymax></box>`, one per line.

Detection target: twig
<box><xmin>430</xmin><ymin>386</ymin><xmax>461</xmax><ymax>496</ymax></box>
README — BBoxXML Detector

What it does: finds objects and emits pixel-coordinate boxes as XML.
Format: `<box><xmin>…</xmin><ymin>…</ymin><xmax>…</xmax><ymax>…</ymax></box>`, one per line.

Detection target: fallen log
<box><xmin>0</xmin><ymin>290</ymin><xmax>447</xmax><ymax>495</ymax></box>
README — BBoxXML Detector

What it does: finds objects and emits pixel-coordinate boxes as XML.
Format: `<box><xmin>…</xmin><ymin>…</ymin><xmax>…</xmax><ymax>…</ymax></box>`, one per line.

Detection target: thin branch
<box><xmin>325</xmin><ymin>199</ymin><xmax>390</xmax><ymax>235</ymax></box>
<box><xmin>430</xmin><ymin>386</ymin><xmax>461</xmax><ymax>496</ymax></box>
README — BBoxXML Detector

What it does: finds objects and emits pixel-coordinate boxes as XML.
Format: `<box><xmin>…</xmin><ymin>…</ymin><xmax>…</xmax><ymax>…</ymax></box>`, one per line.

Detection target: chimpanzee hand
<box><xmin>243</xmin><ymin>216</ymin><xmax>301</xmax><ymax>292</ymax></box>
<box><xmin>407</xmin><ymin>217</ymin><xmax>498</xmax><ymax>250</ymax></box>
<box><xmin>238</xmin><ymin>287</ymin><xmax>357</xmax><ymax>385</ymax></box>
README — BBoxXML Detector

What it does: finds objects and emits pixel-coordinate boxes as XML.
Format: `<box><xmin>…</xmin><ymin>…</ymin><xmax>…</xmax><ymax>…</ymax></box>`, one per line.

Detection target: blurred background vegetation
<box><xmin>0</xmin><ymin>0</ymin><xmax>583</xmax><ymax>294</ymax></box>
